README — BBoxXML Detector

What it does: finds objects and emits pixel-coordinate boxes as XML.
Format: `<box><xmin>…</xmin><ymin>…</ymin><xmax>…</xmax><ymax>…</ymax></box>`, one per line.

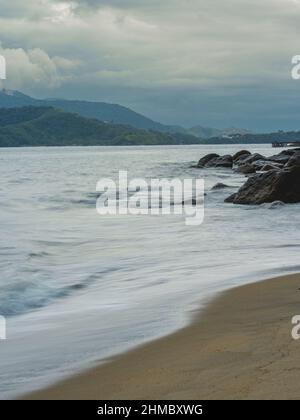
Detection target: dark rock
<box><xmin>253</xmin><ymin>160</ymin><xmax>283</xmax><ymax>171</ymax></box>
<box><xmin>211</xmin><ymin>154</ymin><xmax>233</xmax><ymax>168</ymax></box>
<box><xmin>232</xmin><ymin>150</ymin><xmax>251</xmax><ymax>162</ymax></box>
<box><xmin>211</xmin><ymin>183</ymin><xmax>230</xmax><ymax>190</ymax></box>
<box><xmin>238</xmin><ymin>153</ymin><xmax>265</xmax><ymax>165</ymax></box>
<box><xmin>268</xmin><ymin>150</ymin><xmax>296</xmax><ymax>165</ymax></box>
<box><xmin>194</xmin><ymin>148</ymin><xmax>300</xmax><ymax>205</ymax></box>
<box><xmin>285</xmin><ymin>152</ymin><xmax>300</xmax><ymax>168</ymax></box>
<box><xmin>226</xmin><ymin>193</ymin><xmax>237</xmax><ymax>202</ymax></box>
<box><xmin>261</xmin><ymin>200</ymin><xmax>285</xmax><ymax>209</ymax></box>
<box><xmin>197</xmin><ymin>153</ymin><xmax>233</xmax><ymax>169</ymax></box>
<box><xmin>197</xmin><ymin>153</ymin><xmax>220</xmax><ymax>168</ymax></box>
<box><xmin>225</xmin><ymin>166</ymin><xmax>300</xmax><ymax>204</ymax></box>
<box><xmin>236</xmin><ymin>163</ymin><xmax>256</xmax><ymax>174</ymax></box>
<box><xmin>260</xmin><ymin>163</ymin><xmax>283</xmax><ymax>172</ymax></box>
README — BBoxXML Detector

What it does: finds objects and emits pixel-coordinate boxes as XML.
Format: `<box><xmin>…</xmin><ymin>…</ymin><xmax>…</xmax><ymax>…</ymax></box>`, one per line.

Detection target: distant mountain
<box><xmin>194</xmin><ymin>130</ymin><xmax>300</xmax><ymax>145</ymax></box>
<box><xmin>0</xmin><ymin>106</ymin><xmax>298</xmax><ymax>147</ymax></box>
<box><xmin>221</xmin><ymin>127</ymin><xmax>252</xmax><ymax>137</ymax></box>
<box><xmin>0</xmin><ymin>89</ymin><xmax>184</xmax><ymax>133</ymax></box>
<box><xmin>188</xmin><ymin>125</ymin><xmax>252</xmax><ymax>138</ymax></box>
<box><xmin>0</xmin><ymin>90</ymin><xmax>39</xmax><ymax>107</ymax></box>
<box><xmin>0</xmin><ymin>90</ymin><xmax>255</xmax><ymax>139</ymax></box>
<box><xmin>188</xmin><ymin>126</ymin><xmax>220</xmax><ymax>138</ymax></box>
<box><xmin>0</xmin><ymin>106</ymin><xmax>201</xmax><ymax>147</ymax></box>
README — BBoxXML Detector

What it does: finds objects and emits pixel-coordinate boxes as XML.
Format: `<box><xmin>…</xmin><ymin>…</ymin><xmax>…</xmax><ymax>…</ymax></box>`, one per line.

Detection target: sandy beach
<box><xmin>24</xmin><ymin>273</ymin><xmax>300</xmax><ymax>400</ymax></box>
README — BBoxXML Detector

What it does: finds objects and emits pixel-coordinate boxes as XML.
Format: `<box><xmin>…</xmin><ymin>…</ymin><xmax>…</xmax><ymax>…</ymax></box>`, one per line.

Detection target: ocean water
<box><xmin>0</xmin><ymin>144</ymin><xmax>300</xmax><ymax>398</ymax></box>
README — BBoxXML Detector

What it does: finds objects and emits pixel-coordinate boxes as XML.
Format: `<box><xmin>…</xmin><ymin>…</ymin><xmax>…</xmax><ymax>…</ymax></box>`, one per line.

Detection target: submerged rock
<box><xmin>211</xmin><ymin>182</ymin><xmax>230</xmax><ymax>190</ymax></box>
<box><xmin>261</xmin><ymin>201</ymin><xmax>285</xmax><ymax>209</ymax></box>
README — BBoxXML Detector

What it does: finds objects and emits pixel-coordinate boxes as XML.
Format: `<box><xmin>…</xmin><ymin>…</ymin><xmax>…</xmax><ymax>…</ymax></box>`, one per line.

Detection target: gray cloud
<box><xmin>0</xmin><ymin>0</ymin><xmax>300</xmax><ymax>130</ymax></box>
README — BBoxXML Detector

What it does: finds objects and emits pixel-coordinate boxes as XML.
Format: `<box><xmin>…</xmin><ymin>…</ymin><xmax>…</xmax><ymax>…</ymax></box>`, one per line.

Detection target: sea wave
<box><xmin>0</xmin><ymin>280</ymin><xmax>90</xmax><ymax>317</ymax></box>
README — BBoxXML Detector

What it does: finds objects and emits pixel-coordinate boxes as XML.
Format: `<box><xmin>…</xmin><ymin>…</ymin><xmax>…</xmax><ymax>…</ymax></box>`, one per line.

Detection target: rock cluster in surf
<box><xmin>194</xmin><ymin>148</ymin><xmax>300</xmax><ymax>205</ymax></box>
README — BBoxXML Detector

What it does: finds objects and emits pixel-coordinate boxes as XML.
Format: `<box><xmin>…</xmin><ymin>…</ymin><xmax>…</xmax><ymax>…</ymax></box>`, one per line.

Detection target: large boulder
<box><xmin>232</xmin><ymin>150</ymin><xmax>251</xmax><ymax>163</ymax></box>
<box><xmin>285</xmin><ymin>152</ymin><xmax>300</xmax><ymax>169</ymax></box>
<box><xmin>225</xmin><ymin>166</ymin><xmax>300</xmax><ymax>204</ymax></box>
<box><xmin>252</xmin><ymin>160</ymin><xmax>284</xmax><ymax>171</ymax></box>
<box><xmin>236</xmin><ymin>163</ymin><xmax>256</xmax><ymax>174</ymax></box>
<box><xmin>268</xmin><ymin>150</ymin><xmax>297</xmax><ymax>165</ymax></box>
<box><xmin>197</xmin><ymin>153</ymin><xmax>233</xmax><ymax>169</ymax></box>
<box><xmin>213</xmin><ymin>154</ymin><xmax>233</xmax><ymax>168</ymax></box>
<box><xmin>197</xmin><ymin>153</ymin><xmax>220</xmax><ymax>168</ymax></box>
<box><xmin>238</xmin><ymin>153</ymin><xmax>266</xmax><ymax>165</ymax></box>
<box><xmin>260</xmin><ymin>163</ymin><xmax>283</xmax><ymax>172</ymax></box>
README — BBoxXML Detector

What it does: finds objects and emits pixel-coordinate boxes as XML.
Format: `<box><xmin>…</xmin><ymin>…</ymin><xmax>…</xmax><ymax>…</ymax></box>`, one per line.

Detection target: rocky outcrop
<box><xmin>260</xmin><ymin>163</ymin><xmax>282</xmax><ymax>172</ymax></box>
<box><xmin>232</xmin><ymin>150</ymin><xmax>251</xmax><ymax>162</ymax></box>
<box><xmin>238</xmin><ymin>153</ymin><xmax>265</xmax><ymax>165</ymax></box>
<box><xmin>285</xmin><ymin>151</ymin><xmax>300</xmax><ymax>168</ymax></box>
<box><xmin>194</xmin><ymin>147</ymin><xmax>300</xmax><ymax>205</ymax></box>
<box><xmin>196</xmin><ymin>153</ymin><xmax>220</xmax><ymax>167</ymax></box>
<box><xmin>196</xmin><ymin>153</ymin><xmax>233</xmax><ymax>168</ymax></box>
<box><xmin>252</xmin><ymin>160</ymin><xmax>284</xmax><ymax>171</ymax></box>
<box><xmin>268</xmin><ymin>149</ymin><xmax>298</xmax><ymax>165</ymax></box>
<box><xmin>225</xmin><ymin>165</ymin><xmax>300</xmax><ymax>204</ymax></box>
<box><xmin>235</xmin><ymin>163</ymin><xmax>256</xmax><ymax>174</ymax></box>
<box><xmin>213</xmin><ymin>155</ymin><xmax>233</xmax><ymax>168</ymax></box>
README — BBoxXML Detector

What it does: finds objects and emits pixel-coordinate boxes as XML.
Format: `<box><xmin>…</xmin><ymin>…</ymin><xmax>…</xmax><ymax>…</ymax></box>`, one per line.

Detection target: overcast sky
<box><xmin>0</xmin><ymin>0</ymin><xmax>300</xmax><ymax>131</ymax></box>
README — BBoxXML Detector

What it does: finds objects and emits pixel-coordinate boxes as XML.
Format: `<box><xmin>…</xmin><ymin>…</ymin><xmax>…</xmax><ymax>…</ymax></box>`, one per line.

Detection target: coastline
<box><xmin>24</xmin><ymin>273</ymin><xmax>300</xmax><ymax>400</ymax></box>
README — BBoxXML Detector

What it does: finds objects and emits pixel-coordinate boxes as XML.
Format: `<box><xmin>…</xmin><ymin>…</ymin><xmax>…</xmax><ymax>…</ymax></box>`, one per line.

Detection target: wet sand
<box><xmin>24</xmin><ymin>273</ymin><xmax>300</xmax><ymax>400</ymax></box>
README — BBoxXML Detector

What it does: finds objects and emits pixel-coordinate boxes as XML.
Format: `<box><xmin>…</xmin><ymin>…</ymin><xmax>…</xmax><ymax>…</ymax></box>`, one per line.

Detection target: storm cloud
<box><xmin>0</xmin><ymin>0</ymin><xmax>300</xmax><ymax>130</ymax></box>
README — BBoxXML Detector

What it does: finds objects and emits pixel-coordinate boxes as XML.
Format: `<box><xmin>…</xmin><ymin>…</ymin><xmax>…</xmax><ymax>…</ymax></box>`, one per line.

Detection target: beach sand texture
<box><xmin>25</xmin><ymin>273</ymin><xmax>300</xmax><ymax>400</ymax></box>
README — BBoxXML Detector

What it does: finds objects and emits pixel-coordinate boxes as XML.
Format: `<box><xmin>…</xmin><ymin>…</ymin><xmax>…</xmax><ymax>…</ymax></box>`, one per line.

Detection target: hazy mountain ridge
<box><xmin>0</xmin><ymin>89</ymin><xmax>184</xmax><ymax>134</ymax></box>
<box><xmin>0</xmin><ymin>106</ymin><xmax>299</xmax><ymax>147</ymax></box>
<box><xmin>188</xmin><ymin>125</ymin><xmax>252</xmax><ymax>138</ymax></box>
<box><xmin>0</xmin><ymin>90</ymin><xmax>251</xmax><ymax>138</ymax></box>
<box><xmin>0</xmin><ymin>106</ymin><xmax>201</xmax><ymax>147</ymax></box>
